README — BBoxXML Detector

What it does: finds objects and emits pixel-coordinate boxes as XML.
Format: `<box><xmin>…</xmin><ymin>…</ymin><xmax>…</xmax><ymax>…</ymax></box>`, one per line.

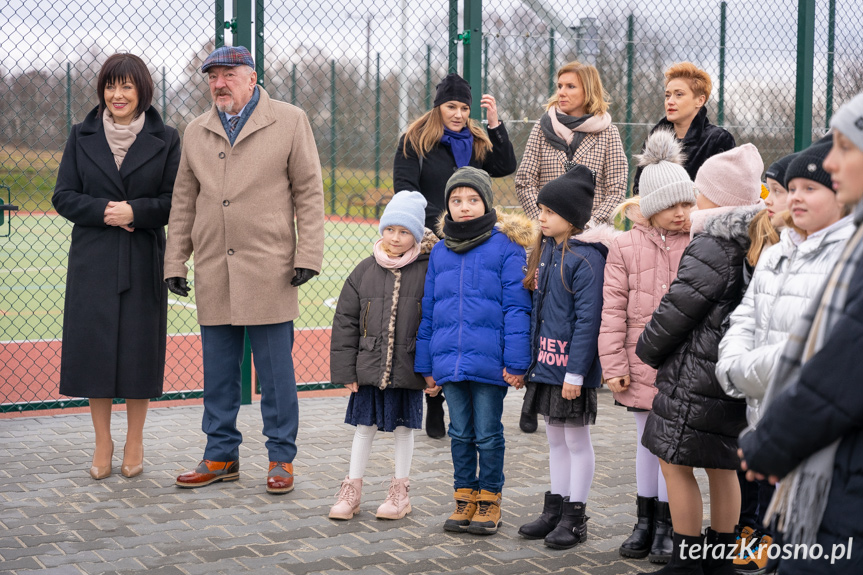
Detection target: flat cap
<box><xmin>201</xmin><ymin>46</ymin><xmax>254</xmax><ymax>73</ymax></box>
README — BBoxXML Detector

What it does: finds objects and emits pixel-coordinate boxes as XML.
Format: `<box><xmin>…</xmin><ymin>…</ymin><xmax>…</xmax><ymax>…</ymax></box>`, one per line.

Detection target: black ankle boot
<box><xmin>518</xmin><ymin>491</ymin><xmax>563</xmax><ymax>539</ymax></box>
<box><xmin>619</xmin><ymin>495</ymin><xmax>655</xmax><ymax>558</ymax></box>
<box><xmin>519</xmin><ymin>410</ymin><xmax>538</xmax><ymax>433</ymax></box>
<box><xmin>702</xmin><ymin>527</ymin><xmax>736</xmax><ymax>575</ymax></box>
<box><xmin>425</xmin><ymin>392</ymin><xmax>446</xmax><ymax>439</ymax></box>
<box><xmin>544</xmin><ymin>499</ymin><xmax>588</xmax><ymax>550</ymax></box>
<box><xmin>649</xmin><ymin>500</ymin><xmax>673</xmax><ymax>563</ymax></box>
<box><xmin>637</xmin><ymin>532</ymin><xmax>705</xmax><ymax>575</ymax></box>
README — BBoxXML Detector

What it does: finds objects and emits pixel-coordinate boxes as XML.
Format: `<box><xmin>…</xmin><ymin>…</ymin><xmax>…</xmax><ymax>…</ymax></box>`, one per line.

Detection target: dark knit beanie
<box><xmin>445</xmin><ymin>166</ymin><xmax>493</xmax><ymax>212</ymax></box>
<box><xmin>433</xmin><ymin>73</ymin><xmax>472</xmax><ymax>108</ymax></box>
<box><xmin>784</xmin><ymin>143</ymin><xmax>833</xmax><ymax>191</ymax></box>
<box><xmin>536</xmin><ymin>164</ymin><xmax>596</xmax><ymax>229</ymax></box>
<box><xmin>765</xmin><ymin>152</ymin><xmax>799</xmax><ymax>187</ymax></box>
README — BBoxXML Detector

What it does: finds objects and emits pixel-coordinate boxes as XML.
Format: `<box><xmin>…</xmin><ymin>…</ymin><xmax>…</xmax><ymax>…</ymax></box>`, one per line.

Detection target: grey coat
<box><xmin>716</xmin><ymin>216</ymin><xmax>854</xmax><ymax>424</ymax></box>
<box><xmin>330</xmin><ymin>231</ymin><xmax>438</xmax><ymax>390</ymax></box>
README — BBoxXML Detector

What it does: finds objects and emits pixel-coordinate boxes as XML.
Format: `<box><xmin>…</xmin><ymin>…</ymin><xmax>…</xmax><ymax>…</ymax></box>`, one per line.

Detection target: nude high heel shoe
<box><xmin>90</xmin><ymin>442</ymin><xmax>114</xmax><ymax>480</ymax></box>
<box><xmin>121</xmin><ymin>444</ymin><xmax>144</xmax><ymax>478</ymax></box>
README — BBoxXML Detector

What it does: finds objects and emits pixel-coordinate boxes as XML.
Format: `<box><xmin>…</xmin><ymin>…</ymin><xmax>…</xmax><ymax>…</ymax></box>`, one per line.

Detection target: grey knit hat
<box><xmin>444</xmin><ymin>166</ymin><xmax>493</xmax><ymax>213</ymax></box>
<box><xmin>830</xmin><ymin>92</ymin><xmax>863</xmax><ymax>152</ymax></box>
<box><xmin>379</xmin><ymin>191</ymin><xmax>428</xmax><ymax>243</ymax></box>
<box><xmin>636</xmin><ymin>129</ymin><xmax>696</xmax><ymax>219</ymax></box>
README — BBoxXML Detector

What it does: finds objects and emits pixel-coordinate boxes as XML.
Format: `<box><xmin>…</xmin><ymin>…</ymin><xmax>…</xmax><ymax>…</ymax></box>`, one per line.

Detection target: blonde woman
<box><xmin>515</xmin><ymin>61</ymin><xmax>627</xmax><ymax>228</ymax></box>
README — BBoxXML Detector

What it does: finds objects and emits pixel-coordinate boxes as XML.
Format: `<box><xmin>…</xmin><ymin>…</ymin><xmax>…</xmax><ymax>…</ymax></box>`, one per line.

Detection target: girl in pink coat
<box><xmin>598</xmin><ymin>129</ymin><xmax>696</xmax><ymax>565</ymax></box>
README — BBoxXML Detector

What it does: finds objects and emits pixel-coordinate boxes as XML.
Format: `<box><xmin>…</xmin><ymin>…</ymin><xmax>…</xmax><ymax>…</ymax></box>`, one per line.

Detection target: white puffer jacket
<box><xmin>716</xmin><ymin>215</ymin><xmax>855</xmax><ymax>425</ymax></box>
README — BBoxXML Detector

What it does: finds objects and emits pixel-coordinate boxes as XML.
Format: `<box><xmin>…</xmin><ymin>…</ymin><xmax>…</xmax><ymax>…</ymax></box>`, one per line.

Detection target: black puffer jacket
<box><xmin>635</xmin><ymin>207</ymin><xmax>756</xmax><ymax>469</ymax></box>
<box><xmin>633</xmin><ymin>107</ymin><xmax>735</xmax><ymax>195</ymax></box>
<box><xmin>330</xmin><ymin>230</ymin><xmax>439</xmax><ymax>390</ymax></box>
<box><xmin>393</xmin><ymin>124</ymin><xmax>517</xmax><ymax>231</ymax></box>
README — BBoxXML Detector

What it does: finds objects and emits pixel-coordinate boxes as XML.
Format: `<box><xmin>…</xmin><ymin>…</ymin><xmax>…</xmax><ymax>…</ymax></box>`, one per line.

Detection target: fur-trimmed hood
<box><xmin>419</xmin><ymin>227</ymin><xmax>440</xmax><ymax>255</ymax></box>
<box><xmin>573</xmin><ymin>223</ymin><xmax>618</xmax><ymax>249</ymax></box>
<box><xmin>435</xmin><ymin>208</ymin><xmax>538</xmax><ymax>247</ymax></box>
<box><xmin>701</xmin><ymin>204</ymin><xmax>763</xmax><ymax>248</ymax></box>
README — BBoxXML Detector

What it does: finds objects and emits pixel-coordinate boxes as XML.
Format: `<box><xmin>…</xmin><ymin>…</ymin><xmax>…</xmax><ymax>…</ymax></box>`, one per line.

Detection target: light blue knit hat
<box><xmin>379</xmin><ymin>191</ymin><xmax>428</xmax><ymax>243</ymax></box>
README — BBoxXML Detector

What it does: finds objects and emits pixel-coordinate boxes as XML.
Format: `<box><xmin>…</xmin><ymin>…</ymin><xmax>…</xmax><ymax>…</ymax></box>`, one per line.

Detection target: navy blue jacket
<box><xmin>414</xmin><ymin>213</ymin><xmax>534</xmax><ymax>387</ymax></box>
<box><xmin>527</xmin><ymin>236</ymin><xmax>607</xmax><ymax>388</ymax></box>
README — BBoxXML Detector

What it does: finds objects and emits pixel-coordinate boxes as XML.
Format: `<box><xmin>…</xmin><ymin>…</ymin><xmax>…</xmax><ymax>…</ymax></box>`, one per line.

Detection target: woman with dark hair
<box><xmin>53</xmin><ymin>53</ymin><xmax>181</xmax><ymax>480</ymax></box>
<box><xmin>393</xmin><ymin>73</ymin><xmax>516</xmax><ymax>438</ymax></box>
<box><xmin>632</xmin><ymin>62</ymin><xmax>735</xmax><ymax>194</ymax></box>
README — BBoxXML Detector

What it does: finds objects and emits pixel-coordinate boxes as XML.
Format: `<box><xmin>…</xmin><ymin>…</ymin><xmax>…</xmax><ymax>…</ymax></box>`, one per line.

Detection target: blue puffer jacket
<box><xmin>526</xmin><ymin>229</ymin><xmax>610</xmax><ymax>388</ymax></box>
<box><xmin>415</xmin><ymin>212</ymin><xmax>535</xmax><ymax>387</ymax></box>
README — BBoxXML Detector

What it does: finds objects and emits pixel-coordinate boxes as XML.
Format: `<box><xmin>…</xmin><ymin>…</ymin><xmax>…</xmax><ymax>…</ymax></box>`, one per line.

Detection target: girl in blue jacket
<box><xmin>516</xmin><ymin>165</ymin><xmax>610</xmax><ymax>550</ymax></box>
<box><xmin>415</xmin><ymin>166</ymin><xmax>534</xmax><ymax>536</ymax></box>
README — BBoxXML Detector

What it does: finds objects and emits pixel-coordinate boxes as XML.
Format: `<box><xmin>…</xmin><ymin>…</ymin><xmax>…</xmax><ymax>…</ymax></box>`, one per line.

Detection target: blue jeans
<box><xmin>200</xmin><ymin>322</ymin><xmax>299</xmax><ymax>462</ymax></box>
<box><xmin>443</xmin><ymin>381</ymin><xmax>508</xmax><ymax>493</ymax></box>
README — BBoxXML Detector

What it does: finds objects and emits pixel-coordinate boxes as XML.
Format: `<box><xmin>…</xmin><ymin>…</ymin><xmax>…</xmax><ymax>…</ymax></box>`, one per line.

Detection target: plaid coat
<box><xmin>515</xmin><ymin>122</ymin><xmax>628</xmax><ymax>225</ymax></box>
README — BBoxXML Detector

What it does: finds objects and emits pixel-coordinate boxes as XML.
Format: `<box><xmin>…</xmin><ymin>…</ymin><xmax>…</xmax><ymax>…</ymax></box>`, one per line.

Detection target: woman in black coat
<box><xmin>634</xmin><ymin>145</ymin><xmax>763</xmax><ymax>574</ymax></box>
<box><xmin>633</xmin><ymin>62</ymin><xmax>735</xmax><ymax>195</ymax></box>
<box><xmin>52</xmin><ymin>54</ymin><xmax>181</xmax><ymax>481</ymax></box>
<box><xmin>392</xmin><ymin>73</ymin><xmax>516</xmax><ymax>438</ymax></box>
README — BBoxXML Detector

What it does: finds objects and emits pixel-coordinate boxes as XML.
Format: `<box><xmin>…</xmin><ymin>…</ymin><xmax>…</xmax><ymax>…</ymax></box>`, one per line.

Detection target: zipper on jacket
<box><xmin>454</xmin><ymin>257</ymin><xmax>465</xmax><ymax>378</ymax></box>
<box><xmin>362</xmin><ymin>301</ymin><xmax>371</xmax><ymax>336</ymax></box>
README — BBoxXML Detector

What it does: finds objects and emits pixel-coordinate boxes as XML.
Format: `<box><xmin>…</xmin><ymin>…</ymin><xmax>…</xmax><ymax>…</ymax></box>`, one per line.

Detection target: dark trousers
<box><xmin>200</xmin><ymin>322</ymin><xmax>298</xmax><ymax>462</ymax></box>
<box><xmin>738</xmin><ymin>469</ymin><xmax>776</xmax><ymax>531</ymax></box>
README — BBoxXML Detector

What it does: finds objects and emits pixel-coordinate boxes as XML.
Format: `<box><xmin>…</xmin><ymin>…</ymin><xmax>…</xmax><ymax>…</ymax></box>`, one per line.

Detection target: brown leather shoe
<box><xmin>176</xmin><ymin>460</ymin><xmax>239</xmax><ymax>488</ymax></box>
<box><xmin>267</xmin><ymin>461</ymin><xmax>294</xmax><ymax>494</ymax></box>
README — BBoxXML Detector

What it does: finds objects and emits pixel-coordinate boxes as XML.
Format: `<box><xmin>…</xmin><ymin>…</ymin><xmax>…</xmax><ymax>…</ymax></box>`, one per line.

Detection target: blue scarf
<box><xmin>440</xmin><ymin>127</ymin><xmax>474</xmax><ymax>168</ymax></box>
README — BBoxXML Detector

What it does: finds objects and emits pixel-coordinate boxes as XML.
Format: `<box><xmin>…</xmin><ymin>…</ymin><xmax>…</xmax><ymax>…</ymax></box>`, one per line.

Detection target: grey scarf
<box><xmin>760</xmin><ymin>200</ymin><xmax>863</xmax><ymax>545</ymax></box>
<box><xmin>539</xmin><ymin>109</ymin><xmax>590</xmax><ymax>160</ymax></box>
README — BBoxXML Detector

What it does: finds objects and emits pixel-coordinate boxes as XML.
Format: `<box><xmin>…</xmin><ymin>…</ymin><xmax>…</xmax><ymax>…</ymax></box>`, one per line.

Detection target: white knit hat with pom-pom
<box><xmin>636</xmin><ymin>129</ymin><xmax>697</xmax><ymax>219</ymax></box>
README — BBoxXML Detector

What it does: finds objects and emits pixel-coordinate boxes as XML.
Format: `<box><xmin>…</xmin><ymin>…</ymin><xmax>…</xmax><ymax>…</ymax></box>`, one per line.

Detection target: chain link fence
<box><xmin>1</xmin><ymin>0</ymin><xmax>861</xmax><ymax>411</ymax></box>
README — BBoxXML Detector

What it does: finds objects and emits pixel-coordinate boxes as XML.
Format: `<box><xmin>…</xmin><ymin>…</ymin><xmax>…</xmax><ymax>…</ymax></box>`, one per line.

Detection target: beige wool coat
<box><xmin>164</xmin><ymin>87</ymin><xmax>324</xmax><ymax>326</ymax></box>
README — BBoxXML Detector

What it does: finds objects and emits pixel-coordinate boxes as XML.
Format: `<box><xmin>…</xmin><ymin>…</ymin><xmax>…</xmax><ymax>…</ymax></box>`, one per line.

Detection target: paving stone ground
<box><xmin>0</xmin><ymin>388</ymin><xmax>713</xmax><ymax>574</ymax></box>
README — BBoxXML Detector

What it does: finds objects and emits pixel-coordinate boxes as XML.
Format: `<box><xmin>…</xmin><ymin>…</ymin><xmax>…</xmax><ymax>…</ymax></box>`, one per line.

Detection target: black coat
<box><xmin>635</xmin><ymin>207</ymin><xmax>754</xmax><ymax>469</ymax></box>
<box><xmin>633</xmin><ymin>107</ymin><xmax>735</xmax><ymax>195</ymax></box>
<box><xmin>738</xmin><ymin>211</ymin><xmax>863</xmax><ymax>575</ymax></box>
<box><xmin>53</xmin><ymin>106</ymin><xmax>181</xmax><ymax>399</ymax></box>
<box><xmin>330</xmin><ymin>232</ymin><xmax>438</xmax><ymax>390</ymax></box>
<box><xmin>393</xmin><ymin>124</ymin><xmax>516</xmax><ymax>231</ymax></box>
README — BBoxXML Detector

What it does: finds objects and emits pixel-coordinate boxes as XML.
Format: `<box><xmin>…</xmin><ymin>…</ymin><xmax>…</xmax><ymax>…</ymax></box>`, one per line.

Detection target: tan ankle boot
<box><xmin>468</xmin><ymin>490</ymin><xmax>502</xmax><ymax>535</ymax></box>
<box><xmin>444</xmin><ymin>488</ymin><xmax>478</xmax><ymax>532</ymax></box>
<box><xmin>375</xmin><ymin>477</ymin><xmax>411</xmax><ymax>520</ymax></box>
<box><xmin>329</xmin><ymin>477</ymin><xmax>362</xmax><ymax>520</ymax></box>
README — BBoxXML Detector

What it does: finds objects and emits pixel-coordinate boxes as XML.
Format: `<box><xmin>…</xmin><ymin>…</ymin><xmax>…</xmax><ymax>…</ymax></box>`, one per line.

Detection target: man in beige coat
<box><xmin>164</xmin><ymin>46</ymin><xmax>324</xmax><ymax>494</ymax></box>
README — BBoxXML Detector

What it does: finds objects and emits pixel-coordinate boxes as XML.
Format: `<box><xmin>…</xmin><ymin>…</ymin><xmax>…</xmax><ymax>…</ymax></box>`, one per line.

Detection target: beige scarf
<box><xmin>547</xmin><ymin>107</ymin><xmax>612</xmax><ymax>145</ymax></box>
<box><xmin>102</xmin><ymin>109</ymin><xmax>145</xmax><ymax>169</ymax></box>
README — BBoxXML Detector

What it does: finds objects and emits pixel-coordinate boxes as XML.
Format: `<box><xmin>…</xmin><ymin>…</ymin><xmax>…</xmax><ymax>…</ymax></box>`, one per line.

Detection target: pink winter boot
<box><xmin>375</xmin><ymin>477</ymin><xmax>412</xmax><ymax>520</ymax></box>
<box><xmin>329</xmin><ymin>477</ymin><xmax>362</xmax><ymax>520</ymax></box>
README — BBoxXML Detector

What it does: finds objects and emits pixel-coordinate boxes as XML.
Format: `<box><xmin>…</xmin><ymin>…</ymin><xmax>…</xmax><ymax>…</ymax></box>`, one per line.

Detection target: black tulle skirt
<box><xmin>522</xmin><ymin>381</ymin><xmax>597</xmax><ymax>427</ymax></box>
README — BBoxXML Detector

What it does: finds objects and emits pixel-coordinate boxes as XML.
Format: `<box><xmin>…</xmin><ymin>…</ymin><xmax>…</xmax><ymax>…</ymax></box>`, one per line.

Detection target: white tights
<box><xmin>546</xmin><ymin>420</ymin><xmax>595</xmax><ymax>503</ymax></box>
<box><xmin>633</xmin><ymin>411</ymin><xmax>668</xmax><ymax>502</ymax></box>
<box><xmin>348</xmin><ymin>424</ymin><xmax>414</xmax><ymax>479</ymax></box>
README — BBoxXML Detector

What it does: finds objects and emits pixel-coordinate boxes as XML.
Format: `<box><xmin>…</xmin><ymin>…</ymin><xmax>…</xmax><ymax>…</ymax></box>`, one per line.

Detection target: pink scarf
<box><xmin>373</xmin><ymin>239</ymin><xmax>421</xmax><ymax>269</ymax></box>
<box><xmin>547</xmin><ymin>107</ymin><xmax>612</xmax><ymax>145</ymax></box>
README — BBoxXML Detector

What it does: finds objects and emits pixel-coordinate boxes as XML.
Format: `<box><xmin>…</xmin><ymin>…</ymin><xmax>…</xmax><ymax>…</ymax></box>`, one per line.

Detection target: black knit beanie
<box><xmin>765</xmin><ymin>152</ymin><xmax>799</xmax><ymax>187</ymax></box>
<box><xmin>536</xmin><ymin>164</ymin><xmax>596</xmax><ymax>229</ymax></box>
<box><xmin>445</xmin><ymin>166</ymin><xmax>493</xmax><ymax>212</ymax></box>
<box><xmin>434</xmin><ymin>73</ymin><xmax>472</xmax><ymax>108</ymax></box>
<box><xmin>784</xmin><ymin>143</ymin><xmax>833</xmax><ymax>191</ymax></box>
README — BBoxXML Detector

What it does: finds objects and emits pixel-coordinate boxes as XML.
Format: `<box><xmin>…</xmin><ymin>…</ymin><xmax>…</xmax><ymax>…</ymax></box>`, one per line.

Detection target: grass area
<box><xmin>1</xmin><ymin>214</ymin><xmax>379</xmax><ymax>342</ymax></box>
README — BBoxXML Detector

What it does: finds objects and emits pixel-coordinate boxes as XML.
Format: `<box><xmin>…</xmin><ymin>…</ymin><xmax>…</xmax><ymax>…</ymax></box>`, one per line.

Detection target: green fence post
<box><xmin>718</xmin><ymin>1</ymin><xmax>726</xmax><ymax>126</ymax></box>
<box><xmin>449</xmin><ymin>0</ymin><xmax>458</xmax><ymax>74</ymax></box>
<box><xmin>426</xmin><ymin>44</ymin><xmax>432</xmax><ymax>110</ymax></box>
<box><xmin>548</xmin><ymin>28</ymin><xmax>555</xmax><ymax>97</ymax></box>
<box><xmin>794</xmin><ymin>0</ymin><xmax>815</xmax><ymax>151</ymax></box>
<box><xmin>375</xmin><ymin>52</ymin><xmax>381</xmax><ymax>190</ymax></box>
<box><xmin>462</xmin><ymin>0</ymin><xmax>482</xmax><ymax>121</ymax></box>
<box><xmin>66</xmin><ymin>62</ymin><xmax>72</xmax><ymax>135</ymax></box>
<box><xmin>624</xmin><ymin>13</ymin><xmax>634</xmax><ymax>231</ymax></box>
<box><xmin>483</xmin><ymin>36</ymin><xmax>488</xmax><ymax>95</ymax></box>
<box><xmin>330</xmin><ymin>59</ymin><xmax>337</xmax><ymax>214</ymax></box>
<box><xmin>215</xmin><ymin>0</ymin><xmax>225</xmax><ymax>48</ymax></box>
<box><xmin>255</xmin><ymin>0</ymin><xmax>264</xmax><ymax>87</ymax></box>
<box><xmin>825</xmin><ymin>0</ymin><xmax>836</xmax><ymax>128</ymax></box>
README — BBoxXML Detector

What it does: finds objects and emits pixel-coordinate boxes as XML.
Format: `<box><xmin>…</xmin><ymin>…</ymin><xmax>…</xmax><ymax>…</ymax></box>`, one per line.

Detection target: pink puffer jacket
<box><xmin>599</xmin><ymin>207</ymin><xmax>690</xmax><ymax>409</ymax></box>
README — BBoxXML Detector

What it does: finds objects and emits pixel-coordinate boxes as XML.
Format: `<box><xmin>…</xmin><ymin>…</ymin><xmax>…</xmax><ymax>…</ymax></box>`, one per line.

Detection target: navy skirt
<box><xmin>345</xmin><ymin>385</ymin><xmax>424</xmax><ymax>432</ymax></box>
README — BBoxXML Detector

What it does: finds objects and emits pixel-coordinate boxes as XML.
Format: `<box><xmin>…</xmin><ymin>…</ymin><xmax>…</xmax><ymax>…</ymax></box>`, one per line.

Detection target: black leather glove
<box><xmin>290</xmin><ymin>267</ymin><xmax>318</xmax><ymax>287</ymax></box>
<box><xmin>166</xmin><ymin>277</ymin><xmax>190</xmax><ymax>297</ymax></box>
